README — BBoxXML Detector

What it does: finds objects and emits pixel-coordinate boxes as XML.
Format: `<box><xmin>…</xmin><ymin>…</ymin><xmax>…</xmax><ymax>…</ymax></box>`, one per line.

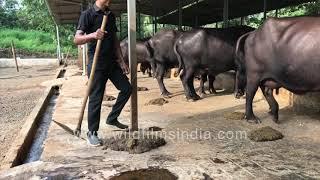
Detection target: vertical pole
<box><xmin>195</xmin><ymin>0</ymin><xmax>199</xmax><ymax>27</ymax></box>
<box><xmin>119</xmin><ymin>15</ymin><xmax>122</xmax><ymax>39</ymax></box>
<box><xmin>223</xmin><ymin>0</ymin><xmax>229</xmax><ymax>28</ymax></box>
<box><xmin>11</xmin><ymin>41</ymin><xmax>19</xmax><ymax>72</ymax></box>
<box><xmin>178</xmin><ymin>0</ymin><xmax>182</xmax><ymax>30</ymax></box>
<box><xmin>138</xmin><ymin>3</ymin><xmax>141</xmax><ymax>39</ymax></box>
<box><xmin>263</xmin><ymin>0</ymin><xmax>267</xmax><ymax>21</ymax></box>
<box><xmin>216</xmin><ymin>22</ymin><xmax>218</xmax><ymax>28</ymax></box>
<box><xmin>82</xmin><ymin>44</ymin><xmax>86</xmax><ymax>76</ymax></box>
<box><xmin>275</xmin><ymin>9</ymin><xmax>278</xmax><ymax>18</ymax></box>
<box><xmin>155</xmin><ymin>14</ymin><xmax>158</xmax><ymax>33</ymax></box>
<box><xmin>127</xmin><ymin>0</ymin><xmax>138</xmax><ymax>131</ymax></box>
<box><xmin>55</xmin><ymin>24</ymin><xmax>62</xmax><ymax>64</ymax></box>
<box><xmin>240</xmin><ymin>17</ymin><xmax>244</xmax><ymax>25</ymax></box>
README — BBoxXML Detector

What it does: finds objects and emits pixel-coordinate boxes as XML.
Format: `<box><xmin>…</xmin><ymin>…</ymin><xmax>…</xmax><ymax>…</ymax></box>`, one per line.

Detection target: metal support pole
<box><xmin>82</xmin><ymin>44</ymin><xmax>86</xmax><ymax>76</ymax></box>
<box><xmin>240</xmin><ymin>17</ymin><xmax>244</xmax><ymax>25</ymax></box>
<box><xmin>223</xmin><ymin>0</ymin><xmax>229</xmax><ymax>28</ymax></box>
<box><xmin>195</xmin><ymin>0</ymin><xmax>199</xmax><ymax>27</ymax></box>
<box><xmin>119</xmin><ymin>15</ymin><xmax>122</xmax><ymax>39</ymax></box>
<box><xmin>178</xmin><ymin>0</ymin><xmax>182</xmax><ymax>30</ymax></box>
<box><xmin>216</xmin><ymin>22</ymin><xmax>218</xmax><ymax>28</ymax></box>
<box><xmin>155</xmin><ymin>15</ymin><xmax>158</xmax><ymax>33</ymax></box>
<box><xmin>263</xmin><ymin>0</ymin><xmax>267</xmax><ymax>21</ymax></box>
<box><xmin>275</xmin><ymin>9</ymin><xmax>278</xmax><ymax>18</ymax></box>
<box><xmin>127</xmin><ymin>0</ymin><xmax>138</xmax><ymax>131</ymax></box>
<box><xmin>138</xmin><ymin>2</ymin><xmax>141</xmax><ymax>38</ymax></box>
<box><xmin>55</xmin><ymin>24</ymin><xmax>62</xmax><ymax>64</ymax></box>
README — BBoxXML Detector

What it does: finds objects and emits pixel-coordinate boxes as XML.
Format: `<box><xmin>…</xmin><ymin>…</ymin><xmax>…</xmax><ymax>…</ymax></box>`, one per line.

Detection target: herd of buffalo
<box><xmin>120</xmin><ymin>16</ymin><xmax>320</xmax><ymax>124</ymax></box>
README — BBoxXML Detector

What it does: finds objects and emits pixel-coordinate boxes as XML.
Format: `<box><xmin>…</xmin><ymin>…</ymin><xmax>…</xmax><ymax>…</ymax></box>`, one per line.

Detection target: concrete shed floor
<box><xmin>0</xmin><ymin>66</ymin><xmax>319</xmax><ymax>179</ymax></box>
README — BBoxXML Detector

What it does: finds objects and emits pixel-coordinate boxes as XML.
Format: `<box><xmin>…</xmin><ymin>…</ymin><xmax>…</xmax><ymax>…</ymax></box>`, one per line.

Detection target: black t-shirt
<box><xmin>77</xmin><ymin>5</ymin><xmax>118</xmax><ymax>70</ymax></box>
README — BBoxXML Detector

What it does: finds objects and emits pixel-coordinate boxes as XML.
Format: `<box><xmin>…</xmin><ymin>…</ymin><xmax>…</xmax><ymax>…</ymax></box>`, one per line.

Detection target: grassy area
<box><xmin>0</xmin><ymin>28</ymin><xmax>77</xmax><ymax>57</ymax></box>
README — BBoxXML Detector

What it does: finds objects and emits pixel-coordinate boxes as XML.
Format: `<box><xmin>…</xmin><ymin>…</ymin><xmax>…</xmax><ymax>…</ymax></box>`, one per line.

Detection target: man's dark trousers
<box><xmin>87</xmin><ymin>63</ymin><xmax>132</xmax><ymax>132</ymax></box>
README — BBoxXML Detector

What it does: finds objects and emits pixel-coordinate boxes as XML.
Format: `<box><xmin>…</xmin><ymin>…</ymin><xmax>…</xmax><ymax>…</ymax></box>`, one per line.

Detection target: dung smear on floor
<box><xmin>104</xmin><ymin>95</ymin><xmax>116</xmax><ymax>101</ymax></box>
<box><xmin>224</xmin><ymin>112</ymin><xmax>245</xmax><ymax>120</ymax></box>
<box><xmin>147</xmin><ymin>126</ymin><xmax>163</xmax><ymax>131</ymax></box>
<box><xmin>109</xmin><ymin>168</ymin><xmax>177</xmax><ymax>180</ymax></box>
<box><xmin>249</xmin><ymin>126</ymin><xmax>284</xmax><ymax>142</ymax></box>
<box><xmin>137</xmin><ymin>87</ymin><xmax>149</xmax><ymax>91</ymax></box>
<box><xmin>145</xmin><ymin>98</ymin><xmax>168</xmax><ymax>106</ymax></box>
<box><xmin>103</xmin><ymin>131</ymin><xmax>166</xmax><ymax>154</ymax></box>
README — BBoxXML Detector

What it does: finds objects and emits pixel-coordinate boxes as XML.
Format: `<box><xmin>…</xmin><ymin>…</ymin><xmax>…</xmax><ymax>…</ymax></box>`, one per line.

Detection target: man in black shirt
<box><xmin>74</xmin><ymin>0</ymin><xmax>132</xmax><ymax>146</ymax></box>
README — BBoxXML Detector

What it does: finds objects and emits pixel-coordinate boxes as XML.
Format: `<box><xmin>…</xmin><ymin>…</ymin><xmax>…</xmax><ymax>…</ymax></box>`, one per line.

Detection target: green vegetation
<box><xmin>0</xmin><ymin>28</ymin><xmax>56</xmax><ymax>53</ymax></box>
<box><xmin>0</xmin><ymin>0</ymin><xmax>319</xmax><ymax>58</ymax></box>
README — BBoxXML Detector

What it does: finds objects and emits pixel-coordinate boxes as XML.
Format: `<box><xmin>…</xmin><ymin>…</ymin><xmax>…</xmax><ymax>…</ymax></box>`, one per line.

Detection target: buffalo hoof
<box><xmin>161</xmin><ymin>92</ymin><xmax>172</xmax><ymax>99</ymax></box>
<box><xmin>199</xmin><ymin>93</ymin><xmax>206</xmax><ymax>99</ymax></box>
<box><xmin>245</xmin><ymin>115</ymin><xmax>261</xmax><ymax>124</ymax></box>
<box><xmin>235</xmin><ymin>92</ymin><xmax>244</xmax><ymax>99</ymax></box>
<box><xmin>209</xmin><ymin>90</ymin><xmax>217</xmax><ymax>94</ymax></box>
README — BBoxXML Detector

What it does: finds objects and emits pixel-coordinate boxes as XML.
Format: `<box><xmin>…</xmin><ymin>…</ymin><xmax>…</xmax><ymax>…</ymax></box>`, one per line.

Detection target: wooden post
<box><xmin>11</xmin><ymin>41</ymin><xmax>19</xmax><ymax>72</ymax></box>
<box><xmin>223</xmin><ymin>0</ymin><xmax>229</xmax><ymax>28</ymax></box>
<box><xmin>128</xmin><ymin>0</ymin><xmax>138</xmax><ymax>131</ymax></box>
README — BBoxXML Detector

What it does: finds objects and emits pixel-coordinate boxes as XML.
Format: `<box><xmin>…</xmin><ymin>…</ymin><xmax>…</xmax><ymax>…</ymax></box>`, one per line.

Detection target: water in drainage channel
<box><xmin>23</xmin><ymin>87</ymin><xmax>59</xmax><ymax>163</ymax></box>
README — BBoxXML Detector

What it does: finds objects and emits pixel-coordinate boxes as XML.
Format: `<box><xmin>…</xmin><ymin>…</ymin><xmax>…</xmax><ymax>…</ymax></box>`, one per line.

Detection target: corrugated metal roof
<box><xmin>46</xmin><ymin>0</ymin><xmax>314</xmax><ymax>25</ymax></box>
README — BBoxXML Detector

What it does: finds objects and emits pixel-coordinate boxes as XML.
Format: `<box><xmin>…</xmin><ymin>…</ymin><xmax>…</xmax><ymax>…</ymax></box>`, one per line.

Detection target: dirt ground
<box><xmin>0</xmin><ymin>66</ymin><xmax>58</xmax><ymax>163</ymax></box>
<box><xmin>0</xmin><ymin>66</ymin><xmax>319</xmax><ymax>179</ymax></box>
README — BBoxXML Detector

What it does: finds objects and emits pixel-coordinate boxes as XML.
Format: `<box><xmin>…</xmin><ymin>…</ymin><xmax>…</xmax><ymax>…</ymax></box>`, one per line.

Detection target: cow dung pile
<box><xmin>145</xmin><ymin>98</ymin><xmax>168</xmax><ymax>106</ymax></box>
<box><xmin>103</xmin><ymin>131</ymin><xmax>166</xmax><ymax>154</ymax></box>
<box><xmin>224</xmin><ymin>112</ymin><xmax>245</xmax><ymax>120</ymax></box>
<box><xmin>137</xmin><ymin>87</ymin><xmax>149</xmax><ymax>91</ymax></box>
<box><xmin>249</xmin><ymin>126</ymin><xmax>284</xmax><ymax>142</ymax></box>
<box><xmin>104</xmin><ymin>95</ymin><xmax>116</xmax><ymax>101</ymax></box>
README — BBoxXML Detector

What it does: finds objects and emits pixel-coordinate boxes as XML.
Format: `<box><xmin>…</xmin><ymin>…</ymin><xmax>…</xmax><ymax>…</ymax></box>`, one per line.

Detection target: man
<box><xmin>74</xmin><ymin>0</ymin><xmax>132</xmax><ymax>146</ymax></box>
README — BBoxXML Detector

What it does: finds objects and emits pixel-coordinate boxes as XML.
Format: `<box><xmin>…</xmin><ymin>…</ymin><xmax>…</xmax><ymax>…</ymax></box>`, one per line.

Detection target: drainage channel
<box><xmin>2</xmin><ymin>68</ymin><xmax>66</xmax><ymax>169</ymax></box>
<box><xmin>23</xmin><ymin>87</ymin><xmax>59</xmax><ymax>163</ymax></box>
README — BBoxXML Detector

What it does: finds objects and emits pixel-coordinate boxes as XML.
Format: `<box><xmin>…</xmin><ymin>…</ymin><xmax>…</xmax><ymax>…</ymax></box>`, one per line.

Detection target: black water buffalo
<box><xmin>174</xmin><ymin>26</ymin><xmax>255</xmax><ymax>101</ymax></box>
<box><xmin>236</xmin><ymin>17</ymin><xmax>320</xmax><ymax>123</ymax></box>
<box><xmin>121</xmin><ymin>38</ymin><xmax>152</xmax><ymax>77</ymax></box>
<box><xmin>146</xmin><ymin>29</ymin><xmax>183</xmax><ymax>97</ymax></box>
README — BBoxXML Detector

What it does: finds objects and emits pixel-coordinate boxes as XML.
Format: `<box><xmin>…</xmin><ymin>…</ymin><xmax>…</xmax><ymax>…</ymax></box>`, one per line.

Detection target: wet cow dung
<box><xmin>104</xmin><ymin>95</ymin><xmax>116</xmax><ymax>101</ymax></box>
<box><xmin>147</xmin><ymin>126</ymin><xmax>163</xmax><ymax>131</ymax></box>
<box><xmin>103</xmin><ymin>131</ymin><xmax>166</xmax><ymax>154</ymax></box>
<box><xmin>145</xmin><ymin>98</ymin><xmax>168</xmax><ymax>106</ymax></box>
<box><xmin>137</xmin><ymin>87</ymin><xmax>149</xmax><ymax>91</ymax></box>
<box><xmin>249</xmin><ymin>126</ymin><xmax>284</xmax><ymax>142</ymax></box>
<box><xmin>224</xmin><ymin>112</ymin><xmax>245</xmax><ymax>120</ymax></box>
<box><xmin>109</xmin><ymin>168</ymin><xmax>177</xmax><ymax>180</ymax></box>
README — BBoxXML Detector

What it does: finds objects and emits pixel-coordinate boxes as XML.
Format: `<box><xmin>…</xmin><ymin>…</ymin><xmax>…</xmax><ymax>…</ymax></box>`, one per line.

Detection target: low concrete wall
<box><xmin>0</xmin><ymin>58</ymin><xmax>59</xmax><ymax>68</ymax></box>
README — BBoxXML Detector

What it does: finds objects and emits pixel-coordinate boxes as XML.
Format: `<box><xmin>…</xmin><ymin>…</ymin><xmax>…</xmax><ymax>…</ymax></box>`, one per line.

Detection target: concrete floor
<box><xmin>0</xmin><ymin>65</ymin><xmax>319</xmax><ymax>179</ymax></box>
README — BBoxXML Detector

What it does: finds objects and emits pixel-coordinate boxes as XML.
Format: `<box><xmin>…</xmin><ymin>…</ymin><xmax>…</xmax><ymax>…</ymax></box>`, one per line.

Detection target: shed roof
<box><xmin>46</xmin><ymin>0</ymin><xmax>314</xmax><ymax>25</ymax></box>
<box><xmin>157</xmin><ymin>0</ymin><xmax>314</xmax><ymax>26</ymax></box>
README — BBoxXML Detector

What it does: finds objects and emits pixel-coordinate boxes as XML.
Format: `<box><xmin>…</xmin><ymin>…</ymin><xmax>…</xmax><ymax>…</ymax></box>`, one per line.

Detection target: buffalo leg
<box><xmin>260</xmin><ymin>86</ymin><xmax>279</xmax><ymax>123</ymax></box>
<box><xmin>150</xmin><ymin>60</ymin><xmax>157</xmax><ymax>78</ymax></box>
<box><xmin>198</xmin><ymin>74</ymin><xmax>207</xmax><ymax>98</ymax></box>
<box><xmin>182</xmin><ymin>67</ymin><xmax>200</xmax><ymax>101</ymax></box>
<box><xmin>156</xmin><ymin>65</ymin><xmax>171</xmax><ymax>97</ymax></box>
<box><xmin>245</xmin><ymin>75</ymin><xmax>261</xmax><ymax>123</ymax></box>
<box><xmin>208</xmin><ymin>75</ymin><xmax>217</xmax><ymax>94</ymax></box>
<box><xmin>188</xmin><ymin>75</ymin><xmax>201</xmax><ymax>100</ymax></box>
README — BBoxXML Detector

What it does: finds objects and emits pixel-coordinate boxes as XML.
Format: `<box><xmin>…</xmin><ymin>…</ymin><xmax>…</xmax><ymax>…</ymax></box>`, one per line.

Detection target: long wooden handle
<box><xmin>76</xmin><ymin>15</ymin><xmax>108</xmax><ymax>132</ymax></box>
